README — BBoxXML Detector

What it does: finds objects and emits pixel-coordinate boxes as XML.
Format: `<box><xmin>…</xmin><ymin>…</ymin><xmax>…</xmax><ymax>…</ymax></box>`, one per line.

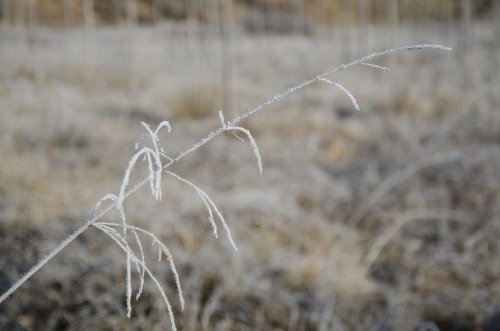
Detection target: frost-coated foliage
<box><xmin>0</xmin><ymin>44</ymin><xmax>451</xmax><ymax>330</ymax></box>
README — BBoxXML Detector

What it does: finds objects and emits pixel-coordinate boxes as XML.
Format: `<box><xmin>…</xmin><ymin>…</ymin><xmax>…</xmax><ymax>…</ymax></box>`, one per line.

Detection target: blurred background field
<box><xmin>1</xmin><ymin>1</ymin><xmax>500</xmax><ymax>330</ymax></box>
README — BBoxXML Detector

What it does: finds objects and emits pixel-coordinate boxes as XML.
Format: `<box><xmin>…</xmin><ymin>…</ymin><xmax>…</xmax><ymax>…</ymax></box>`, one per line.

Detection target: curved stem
<box><xmin>0</xmin><ymin>217</ymin><xmax>93</xmax><ymax>303</ymax></box>
<box><xmin>0</xmin><ymin>44</ymin><xmax>451</xmax><ymax>305</ymax></box>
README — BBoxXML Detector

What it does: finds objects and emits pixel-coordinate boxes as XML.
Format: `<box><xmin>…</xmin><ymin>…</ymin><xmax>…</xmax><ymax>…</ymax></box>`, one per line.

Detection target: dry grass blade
<box><xmin>350</xmin><ymin>151</ymin><xmax>463</xmax><ymax>227</ymax></box>
<box><xmin>318</xmin><ymin>78</ymin><xmax>360</xmax><ymax>111</ymax></box>
<box><xmin>362</xmin><ymin>209</ymin><xmax>472</xmax><ymax>273</ymax></box>
<box><xmin>220</xmin><ymin>110</ymin><xmax>263</xmax><ymax>175</ymax></box>
<box><xmin>94</xmin><ymin>223</ymin><xmax>178</xmax><ymax>330</ymax></box>
<box><xmin>165</xmin><ymin>170</ymin><xmax>238</xmax><ymax>251</ymax></box>
<box><xmin>137</xmin><ymin>121</ymin><xmax>172</xmax><ymax>200</ymax></box>
<box><xmin>96</xmin><ymin>222</ymin><xmax>185</xmax><ymax>310</ymax></box>
<box><xmin>227</xmin><ymin>125</ymin><xmax>262</xmax><ymax>175</ymax></box>
<box><xmin>361</xmin><ymin>62</ymin><xmax>391</xmax><ymax>70</ymax></box>
<box><xmin>119</xmin><ymin>147</ymin><xmax>159</xmax><ymax>206</ymax></box>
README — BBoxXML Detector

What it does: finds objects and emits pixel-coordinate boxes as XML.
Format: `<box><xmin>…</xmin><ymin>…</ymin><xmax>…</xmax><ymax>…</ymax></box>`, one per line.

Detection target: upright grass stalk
<box><xmin>0</xmin><ymin>44</ymin><xmax>451</xmax><ymax>329</ymax></box>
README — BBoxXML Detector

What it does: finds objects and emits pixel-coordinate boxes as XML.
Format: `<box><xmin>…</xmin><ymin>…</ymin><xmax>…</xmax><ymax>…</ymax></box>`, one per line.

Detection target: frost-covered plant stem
<box><xmin>0</xmin><ymin>44</ymin><xmax>451</xmax><ymax>320</ymax></box>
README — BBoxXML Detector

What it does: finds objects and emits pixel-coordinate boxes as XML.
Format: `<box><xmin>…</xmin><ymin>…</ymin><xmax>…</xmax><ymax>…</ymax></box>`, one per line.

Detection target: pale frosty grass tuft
<box><xmin>0</xmin><ymin>44</ymin><xmax>451</xmax><ymax>330</ymax></box>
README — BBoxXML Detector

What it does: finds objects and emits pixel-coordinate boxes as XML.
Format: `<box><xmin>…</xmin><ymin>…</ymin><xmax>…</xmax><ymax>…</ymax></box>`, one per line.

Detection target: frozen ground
<box><xmin>0</xmin><ymin>21</ymin><xmax>500</xmax><ymax>330</ymax></box>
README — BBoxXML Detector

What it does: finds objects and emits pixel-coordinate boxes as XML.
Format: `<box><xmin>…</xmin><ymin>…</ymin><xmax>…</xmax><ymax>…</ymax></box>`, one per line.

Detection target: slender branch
<box><xmin>0</xmin><ymin>44</ymin><xmax>451</xmax><ymax>305</ymax></box>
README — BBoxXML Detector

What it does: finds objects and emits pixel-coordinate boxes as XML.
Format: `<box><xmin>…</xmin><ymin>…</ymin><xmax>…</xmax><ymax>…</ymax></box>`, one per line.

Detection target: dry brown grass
<box><xmin>0</xmin><ymin>18</ymin><xmax>499</xmax><ymax>330</ymax></box>
<box><xmin>1</xmin><ymin>0</ymin><xmax>496</xmax><ymax>26</ymax></box>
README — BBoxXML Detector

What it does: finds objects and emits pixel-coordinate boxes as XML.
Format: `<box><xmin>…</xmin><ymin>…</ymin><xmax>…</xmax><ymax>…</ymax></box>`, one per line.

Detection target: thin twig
<box><xmin>0</xmin><ymin>44</ymin><xmax>451</xmax><ymax>307</ymax></box>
